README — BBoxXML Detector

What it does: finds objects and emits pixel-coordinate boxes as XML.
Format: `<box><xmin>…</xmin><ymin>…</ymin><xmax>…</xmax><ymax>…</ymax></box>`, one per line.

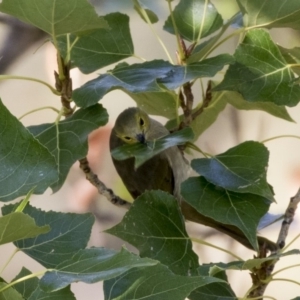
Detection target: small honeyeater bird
<box><xmin>110</xmin><ymin>107</ymin><xmax>277</xmax><ymax>251</ymax></box>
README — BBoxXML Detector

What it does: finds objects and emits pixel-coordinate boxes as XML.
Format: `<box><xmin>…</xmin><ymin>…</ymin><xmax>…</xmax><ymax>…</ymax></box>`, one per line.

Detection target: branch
<box><xmin>79</xmin><ymin>158</ymin><xmax>131</xmax><ymax>208</ymax></box>
<box><xmin>248</xmin><ymin>187</ymin><xmax>300</xmax><ymax>298</ymax></box>
<box><xmin>277</xmin><ymin>187</ymin><xmax>300</xmax><ymax>249</ymax></box>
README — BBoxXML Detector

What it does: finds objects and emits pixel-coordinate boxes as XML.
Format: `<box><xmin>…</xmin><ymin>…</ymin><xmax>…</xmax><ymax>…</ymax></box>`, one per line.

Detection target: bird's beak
<box><xmin>136</xmin><ymin>133</ymin><xmax>145</xmax><ymax>144</ymax></box>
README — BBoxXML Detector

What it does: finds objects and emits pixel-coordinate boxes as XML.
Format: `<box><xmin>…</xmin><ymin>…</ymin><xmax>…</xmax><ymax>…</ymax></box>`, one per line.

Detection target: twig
<box><xmin>248</xmin><ymin>187</ymin><xmax>300</xmax><ymax>298</ymax></box>
<box><xmin>192</xmin><ymin>80</ymin><xmax>212</xmax><ymax>119</ymax></box>
<box><xmin>79</xmin><ymin>158</ymin><xmax>131</xmax><ymax>208</ymax></box>
<box><xmin>277</xmin><ymin>187</ymin><xmax>300</xmax><ymax>249</ymax></box>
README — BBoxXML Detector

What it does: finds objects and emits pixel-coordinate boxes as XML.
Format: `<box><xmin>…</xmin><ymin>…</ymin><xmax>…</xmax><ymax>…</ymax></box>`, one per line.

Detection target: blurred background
<box><xmin>0</xmin><ymin>0</ymin><xmax>300</xmax><ymax>299</ymax></box>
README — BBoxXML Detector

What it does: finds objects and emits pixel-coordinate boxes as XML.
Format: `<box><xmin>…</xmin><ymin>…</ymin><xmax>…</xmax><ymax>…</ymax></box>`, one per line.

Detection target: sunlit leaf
<box><xmin>0</xmin><ymin>212</ymin><xmax>49</xmax><ymax>245</ymax></box>
<box><xmin>133</xmin><ymin>0</ymin><xmax>158</xmax><ymax>24</ymax></box>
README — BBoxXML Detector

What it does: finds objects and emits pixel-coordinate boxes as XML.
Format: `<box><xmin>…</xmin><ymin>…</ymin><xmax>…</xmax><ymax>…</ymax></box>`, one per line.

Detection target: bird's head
<box><xmin>113</xmin><ymin>107</ymin><xmax>150</xmax><ymax>144</ymax></box>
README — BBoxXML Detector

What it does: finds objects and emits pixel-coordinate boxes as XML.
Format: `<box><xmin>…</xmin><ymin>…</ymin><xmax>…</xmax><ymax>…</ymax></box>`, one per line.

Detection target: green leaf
<box><xmin>237</xmin><ymin>0</ymin><xmax>300</xmax><ymax>29</ymax></box>
<box><xmin>164</xmin><ymin>0</ymin><xmax>223</xmax><ymax>42</ymax></box>
<box><xmin>0</xmin><ymin>212</ymin><xmax>49</xmax><ymax>245</ymax></box>
<box><xmin>181</xmin><ymin>177</ymin><xmax>270</xmax><ymax>250</ymax></box>
<box><xmin>29</xmin><ymin>286</ymin><xmax>75</xmax><ymax>300</ymax></box>
<box><xmin>40</xmin><ymin>247</ymin><xmax>157</xmax><ymax>292</ymax></box>
<box><xmin>0</xmin><ymin>0</ymin><xmax>108</xmax><ymax>36</ymax></box>
<box><xmin>111</xmin><ymin>127</ymin><xmax>194</xmax><ymax>169</ymax></box>
<box><xmin>58</xmin><ymin>13</ymin><xmax>134</xmax><ymax>74</ymax></box>
<box><xmin>73</xmin><ymin>55</ymin><xmax>233</xmax><ymax>108</ymax></box>
<box><xmin>104</xmin><ymin>263</ymin><xmax>223</xmax><ymax>300</ymax></box>
<box><xmin>2</xmin><ymin>204</ymin><xmax>94</xmax><ymax>269</ymax></box>
<box><xmin>106</xmin><ymin>190</ymin><xmax>199</xmax><ymax>276</ymax></box>
<box><xmin>226</xmin><ymin>91</ymin><xmax>295</xmax><ymax>122</ymax></box>
<box><xmin>0</xmin><ymin>283</ymin><xmax>24</xmax><ymax>300</ymax></box>
<box><xmin>279</xmin><ymin>46</ymin><xmax>300</xmax><ymax>76</ymax></box>
<box><xmin>13</xmin><ymin>268</ymin><xmax>38</xmax><ymax>299</ymax></box>
<box><xmin>214</xmin><ymin>29</ymin><xmax>300</xmax><ymax>107</ymax></box>
<box><xmin>125</xmin><ymin>90</ymin><xmax>178</xmax><ymax>119</ymax></box>
<box><xmin>133</xmin><ymin>0</ymin><xmax>159</xmax><ymax>24</ymax></box>
<box><xmin>0</xmin><ymin>99</ymin><xmax>58</xmax><ymax>202</ymax></box>
<box><xmin>28</xmin><ymin>104</ymin><xmax>108</xmax><ymax>192</ymax></box>
<box><xmin>191</xmin><ymin>141</ymin><xmax>274</xmax><ymax>201</ymax></box>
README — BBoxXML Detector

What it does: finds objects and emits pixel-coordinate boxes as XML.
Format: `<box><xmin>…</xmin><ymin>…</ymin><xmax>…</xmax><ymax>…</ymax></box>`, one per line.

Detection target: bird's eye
<box><xmin>124</xmin><ymin>136</ymin><xmax>132</xmax><ymax>141</ymax></box>
<box><xmin>139</xmin><ymin>118</ymin><xmax>145</xmax><ymax>126</ymax></box>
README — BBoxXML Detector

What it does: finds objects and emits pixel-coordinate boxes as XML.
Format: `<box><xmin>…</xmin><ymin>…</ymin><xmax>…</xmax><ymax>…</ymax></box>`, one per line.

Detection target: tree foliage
<box><xmin>0</xmin><ymin>0</ymin><xmax>300</xmax><ymax>299</ymax></box>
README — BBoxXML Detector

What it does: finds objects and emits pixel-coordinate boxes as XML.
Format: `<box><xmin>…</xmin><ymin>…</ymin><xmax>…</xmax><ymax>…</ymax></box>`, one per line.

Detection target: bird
<box><xmin>109</xmin><ymin>107</ymin><xmax>277</xmax><ymax>252</ymax></box>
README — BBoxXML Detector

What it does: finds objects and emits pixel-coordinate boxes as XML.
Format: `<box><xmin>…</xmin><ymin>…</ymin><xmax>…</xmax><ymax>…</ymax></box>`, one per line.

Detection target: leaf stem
<box><xmin>0</xmin><ymin>75</ymin><xmax>60</xmax><ymax>95</ymax></box>
<box><xmin>197</xmin><ymin>0</ymin><xmax>208</xmax><ymax>42</ymax></box>
<box><xmin>0</xmin><ymin>270</ymin><xmax>48</xmax><ymax>293</ymax></box>
<box><xmin>137</xmin><ymin>1</ymin><xmax>173</xmax><ymax>63</ymax></box>
<box><xmin>14</xmin><ymin>188</ymin><xmax>35</xmax><ymax>212</ymax></box>
<box><xmin>166</xmin><ymin>0</ymin><xmax>185</xmax><ymax>62</ymax></box>
<box><xmin>282</xmin><ymin>233</ymin><xmax>300</xmax><ymax>251</ymax></box>
<box><xmin>272</xmin><ymin>263</ymin><xmax>300</xmax><ymax>276</ymax></box>
<box><xmin>269</xmin><ymin>277</ymin><xmax>300</xmax><ymax>286</ymax></box>
<box><xmin>18</xmin><ymin>106</ymin><xmax>60</xmax><ymax>120</ymax></box>
<box><xmin>260</xmin><ymin>135</ymin><xmax>300</xmax><ymax>144</ymax></box>
<box><xmin>0</xmin><ymin>248</ymin><xmax>19</xmax><ymax>276</ymax></box>
<box><xmin>190</xmin><ymin>236</ymin><xmax>243</xmax><ymax>260</ymax></box>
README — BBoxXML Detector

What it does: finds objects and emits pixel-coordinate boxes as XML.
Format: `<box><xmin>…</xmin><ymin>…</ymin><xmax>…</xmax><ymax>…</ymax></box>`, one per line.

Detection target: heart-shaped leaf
<box><xmin>2</xmin><ymin>204</ymin><xmax>94</xmax><ymax>269</ymax></box>
<box><xmin>106</xmin><ymin>190</ymin><xmax>199</xmax><ymax>276</ymax></box>
<box><xmin>28</xmin><ymin>104</ymin><xmax>108</xmax><ymax>192</ymax></box>
<box><xmin>215</xmin><ymin>29</ymin><xmax>300</xmax><ymax>107</ymax></box>
<box><xmin>58</xmin><ymin>13</ymin><xmax>134</xmax><ymax>74</ymax></box>
<box><xmin>191</xmin><ymin>141</ymin><xmax>274</xmax><ymax>201</ymax></box>
<box><xmin>181</xmin><ymin>176</ymin><xmax>270</xmax><ymax>250</ymax></box>
<box><xmin>0</xmin><ymin>99</ymin><xmax>58</xmax><ymax>202</ymax></box>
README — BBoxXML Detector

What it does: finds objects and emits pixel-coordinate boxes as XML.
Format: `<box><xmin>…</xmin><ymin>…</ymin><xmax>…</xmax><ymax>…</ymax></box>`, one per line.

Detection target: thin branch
<box><xmin>277</xmin><ymin>188</ymin><xmax>300</xmax><ymax>249</ymax></box>
<box><xmin>248</xmin><ymin>187</ymin><xmax>300</xmax><ymax>298</ymax></box>
<box><xmin>79</xmin><ymin>158</ymin><xmax>131</xmax><ymax>208</ymax></box>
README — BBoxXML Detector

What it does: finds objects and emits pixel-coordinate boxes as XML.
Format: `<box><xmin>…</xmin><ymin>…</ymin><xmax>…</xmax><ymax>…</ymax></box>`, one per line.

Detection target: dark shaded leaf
<box><xmin>106</xmin><ymin>190</ymin><xmax>199</xmax><ymax>276</ymax></box>
<box><xmin>191</xmin><ymin>141</ymin><xmax>274</xmax><ymax>201</ymax></box>
<box><xmin>237</xmin><ymin>0</ymin><xmax>300</xmax><ymax>29</ymax></box>
<box><xmin>104</xmin><ymin>263</ymin><xmax>223</xmax><ymax>300</ymax></box>
<box><xmin>28</xmin><ymin>104</ymin><xmax>108</xmax><ymax>192</ymax></box>
<box><xmin>40</xmin><ymin>247</ymin><xmax>157</xmax><ymax>292</ymax></box>
<box><xmin>164</xmin><ymin>0</ymin><xmax>223</xmax><ymax>42</ymax></box>
<box><xmin>0</xmin><ymin>0</ymin><xmax>107</xmax><ymax>36</ymax></box>
<box><xmin>0</xmin><ymin>99</ymin><xmax>58</xmax><ymax>202</ymax></box>
<box><xmin>13</xmin><ymin>268</ymin><xmax>38</xmax><ymax>299</ymax></box>
<box><xmin>258</xmin><ymin>212</ymin><xmax>283</xmax><ymax>231</ymax></box>
<box><xmin>215</xmin><ymin>29</ymin><xmax>300</xmax><ymax>107</ymax></box>
<box><xmin>58</xmin><ymin>13</ymin><xmax>133</xmax><ymax>74</ymax></box>
<box><xmin>111</xmin><ymin>127</ymin><xmax>194</xmax><ymax>168</ymax></box>
<box><xmin>0</xmin><ymin>212</ymin><xmax>49</xmax><ymax>245</ymax></box>
<box><xmin>2</xmin><ymin>204</ymin><xmax>94</xmax><ymax>269</ymax></box>
<box><xmin>73</xmin><ymin>55</ymin><xmax>233</xmax><ymax>108</ymax></box>
<box><xmin>181</xmin><ymin>177</ymin><xmax>270</xmax><ymax>250</ymax></box>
